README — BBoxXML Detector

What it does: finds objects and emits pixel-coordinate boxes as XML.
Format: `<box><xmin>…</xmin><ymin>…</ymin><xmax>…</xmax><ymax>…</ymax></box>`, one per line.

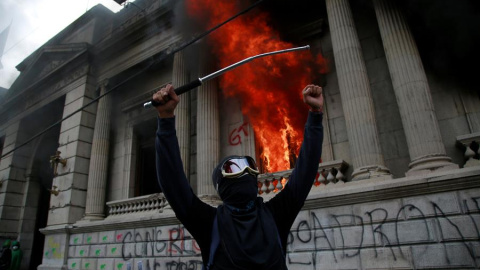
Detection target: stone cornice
<box><xmin>457</xmin><ymin>132</ymin><xmax>480</xmax><ymax>147</ymax></box>
<box><xmin>16</xmin><ymin>5</ymin><xmax>113</xmax><ymax>71</ymax></box>
<box><xmin>39</xmin><ymin>225</ymin><xmax>72</xmax><ymax>235</ymax></box>
<box><xmin>0</xmin><ymin>62</ymin><xmax>91</xmax><ymax>129</ymax></box>
<box><xmin>3</xmin><ymin>44</ymin><xmax>90</xmax><ymax>106</ymax></box>
<box><xmin>40</xmin><ymin>213</ymin><xmax>180</xmax><ymax>235</ymax></box>
<box><xmin>92</xmin><ymin>4</ymin><xmax>173</xmax><ymax>60</ymax></box>
<box><xmin>119</xmin><ymin>81</ymin><xmax>171</xmax><ymax>113</ymax></box>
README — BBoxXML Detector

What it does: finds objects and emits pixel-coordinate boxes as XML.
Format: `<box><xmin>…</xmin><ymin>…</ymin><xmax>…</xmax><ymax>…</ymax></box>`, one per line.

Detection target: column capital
<box><xmin>97</xmin><ymin>79</ymin><xmax>110</xmax><ymax>92</ymax></box>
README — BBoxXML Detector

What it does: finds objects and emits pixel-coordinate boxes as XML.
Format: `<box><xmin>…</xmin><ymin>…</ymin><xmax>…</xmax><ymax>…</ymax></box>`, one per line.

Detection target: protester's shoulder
<box><xmin>263</xmin><ymin>194</ymin><xmax>287</xmax><ymax>216</ymax></box>
<box><xmin>191</xmin><ymin>195</ymin><xmax>217</xmax><ymax>218</ymax></box>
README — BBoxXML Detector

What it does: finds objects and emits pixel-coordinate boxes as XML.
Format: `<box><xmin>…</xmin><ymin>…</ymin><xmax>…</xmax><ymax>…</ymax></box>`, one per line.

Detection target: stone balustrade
<box><xmin>106</xmin><ymin>193</ymin><xmax>167</xmax><ymax>216</ymax></box>
<box><xmin>106</xmin><ymin>161</ymin><xmax>349</xmax><ymax>215</ymax></box>
<box><xmin>456</xmin><ymin>132</ymin><xmax>480</xmax><ymax>168</ymax></box>
<box><xmin>257</xmin><ymin>160</ymin><xmax>349</xmax><ymax>195</ymax></box>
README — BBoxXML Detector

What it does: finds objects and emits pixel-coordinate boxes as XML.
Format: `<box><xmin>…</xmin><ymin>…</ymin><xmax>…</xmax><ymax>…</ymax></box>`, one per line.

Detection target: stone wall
<box><xmin>45</xmin><ymin>167</ymin><xmax>480</xmax><ymax>270</ymax></box>
<box><xmin>289</xmin><ymin>190</ymin><xmax>480</xmax><ymax>269</ymax></box>
<box><xmin>2</xmin><ymin>1</ymin><xmax>480</xmax><ymax>269</ymax></box>
<box><xmin>65</xmin><ymin>225</ymin><xmax>202</xmax><ymax>270</ymax></box>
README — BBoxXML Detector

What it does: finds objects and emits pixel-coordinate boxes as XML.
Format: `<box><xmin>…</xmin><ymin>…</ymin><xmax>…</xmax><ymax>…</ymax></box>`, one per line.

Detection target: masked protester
<box><xmin>10</xmin><ymin>241</ymin><xmax>22</xmax><ymax>270</ymax></box>
<box><xmin>154</xmin><ymin>84</ymin><xmax>323</xmax><ymax>269</ymax></box>
<box><xmin>0</xmin><ymin>240</ymin><xmax>11</xmax><ymax>270</ymax></box>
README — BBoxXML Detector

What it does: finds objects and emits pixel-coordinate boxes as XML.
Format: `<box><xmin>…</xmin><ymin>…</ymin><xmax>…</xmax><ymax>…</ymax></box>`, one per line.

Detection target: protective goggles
<box><xmin>221</xmin><ymin>156</ymin><xmax>260</xmax><ymax>178</ymax></box>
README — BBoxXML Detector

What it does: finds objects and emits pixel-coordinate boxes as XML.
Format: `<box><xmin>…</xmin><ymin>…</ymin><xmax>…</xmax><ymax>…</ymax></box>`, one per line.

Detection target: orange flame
<box><xmin>186</xmin><ymin>1</ymin><xmax>327</xmax><ymax>172</ymax></box>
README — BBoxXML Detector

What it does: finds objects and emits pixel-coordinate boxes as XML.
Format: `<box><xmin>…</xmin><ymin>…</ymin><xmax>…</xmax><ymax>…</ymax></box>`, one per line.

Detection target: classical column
<box><xmin>373</xmin><ymin>0</ymin><xmax>458</xmax><ymax>175</ymax></box>
<box><xmin>326</xmin><ymin>0</ymin><xmax>391</xmax><ymax>180</ymax></box>
<box><xmin>122</xmin><ymin>123</ymin><xmax>137</xmax><ymax>199</ymax></box>
<box><xmin>173</xmin><ymin>51</ymin><xmax>191</xmax><ymax>177</ymax></box>
<box><xmin>84</xmin><ymin>80</ymin><xmax>112</xmax><ymax>220</ymax></box>
<box><xmin>196</xmin><ymin>63</ymin><xmax>219</xmax><ymax>197</ymax></box>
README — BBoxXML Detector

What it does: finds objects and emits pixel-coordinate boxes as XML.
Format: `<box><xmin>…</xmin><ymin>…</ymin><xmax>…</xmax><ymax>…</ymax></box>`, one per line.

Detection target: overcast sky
<box><xmin>0</xmin><ymin>0</ymin><xmax>125</xmax><ymax>89</ymax></box>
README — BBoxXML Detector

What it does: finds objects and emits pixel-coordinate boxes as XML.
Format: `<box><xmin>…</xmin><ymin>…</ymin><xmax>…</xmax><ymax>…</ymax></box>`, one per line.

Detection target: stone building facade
<box><xmin>0</xmin><ymin>0</ymin><xmax>479</xmax><ymax>269</ymax></box>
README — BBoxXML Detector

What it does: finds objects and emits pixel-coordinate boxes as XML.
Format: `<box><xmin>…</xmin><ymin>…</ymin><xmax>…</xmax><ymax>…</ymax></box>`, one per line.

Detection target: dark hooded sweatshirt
<box><xmin>155</xmin><ymin>112</ymin><xmax>323</xmax><ymax>269</ymax></box>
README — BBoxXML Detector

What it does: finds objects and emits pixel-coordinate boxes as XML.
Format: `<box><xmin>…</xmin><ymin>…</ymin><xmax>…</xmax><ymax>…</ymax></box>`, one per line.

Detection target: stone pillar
<box><xmin>196</xmin><ymin>63</ymin><xmax>219</xmax><ymax>197</ymax></box>
<box><xmin>40</xmin><ymin>76</ymin><xmax>96</xmax><ymax>270</ymax></box>
<box><xmin>321</xmin><ymin>102</ymin><xmax>334</xmax><ymax>162</ymax></box>
<box><xmin>84</xmin><ymin>81</ymin><xmax>112</xmax><ymax>220</ymax></box>
<box><xmin>47</xmin><ymin>78</ymin><xmax>96</xmax><ymax>226</ymax></box>
<box><xmin>173</xmin><ymin>51</ymin><xmax>191</xmax><ymax>177</ymax></box>
<box><xmin>0</xmin><ymin>122</ymin><xmax>29</xmax><ymax>236</ymax></box>
<box><xmin>122</xmin><ymin>123</ymin><xmax>137</xmax><ymax>199</ymax></box>
<box><xmin>326</xmin><ymin>0</ymin><xmax>391</xmax><ymax>180</ymax></box>
<box><xmin>373</xmin><ymin>0</ymin><xmax>458</xmax><ymax>175</ymax></box>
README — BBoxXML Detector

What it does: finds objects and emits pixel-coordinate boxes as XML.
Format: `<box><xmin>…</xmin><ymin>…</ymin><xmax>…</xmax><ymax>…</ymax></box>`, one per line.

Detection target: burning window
<box><xmin>184</xmin><ymin>0</ymin><xmax>327</xmax><ymax>173</ymax></box>
<box><xmin>256</xmin><ymin>123</ymin><xmax>299</xmax><ymax>174</ymax></box>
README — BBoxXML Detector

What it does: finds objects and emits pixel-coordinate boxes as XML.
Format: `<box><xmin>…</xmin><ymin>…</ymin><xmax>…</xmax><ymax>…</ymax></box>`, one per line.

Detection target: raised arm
<box><xmin>267</xmin><ymin>84</ymin><xmax>324</xmax><ymax>213</ymax></box>
<box><xmin>154</xmin><ymin>85</ymin><xmax>212</xmax><ymax>221</ymax></box>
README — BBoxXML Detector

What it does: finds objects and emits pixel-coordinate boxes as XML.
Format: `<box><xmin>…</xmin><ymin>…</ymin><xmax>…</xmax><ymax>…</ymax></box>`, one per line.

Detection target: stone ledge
<box><xmin>456</xmin><ymin>132</ymin><xmax>480</xmax><ymax>145</ymax></box>
<box><xmin>40</xmin><ymin>211</ymin><xmax>179</xmax><ymax>235</ymax></box>
<box><xmin>304</xmin><ymin>167</ymin><xmax>480</xmax><ymax>210</ymax></box>
<box><xmin>37</xmin><ymin>265</ymin><xmax>68</xmax><ymax>270</ymax></box>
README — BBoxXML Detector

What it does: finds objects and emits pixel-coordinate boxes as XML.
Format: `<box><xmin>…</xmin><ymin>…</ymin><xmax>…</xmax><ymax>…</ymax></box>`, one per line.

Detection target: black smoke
<box><xmin>396</xmin><ymin>0</ymin><xmax>480</xmax><ymax>93</ymax></box>
<box><xmin>263</xmin><ymin>0</ymin><xmax>480</xmax><ymax>94</ymax></box>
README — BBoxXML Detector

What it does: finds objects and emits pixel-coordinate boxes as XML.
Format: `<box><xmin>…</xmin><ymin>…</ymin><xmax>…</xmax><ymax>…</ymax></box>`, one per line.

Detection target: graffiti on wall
<box><xmin>127</xmin><ymin>259</ymin><xmax>203</xmax><ymax>270</ymax></box>
<box><xmin>118</xmin><ymin>227</ymin><xmax>201</xmax><ymax>260</ymax></box>
<box><xmin>228</xmin><ymin>121</ymin><xmax>249</xmax><ymax>146</ymax></box>
<box><xmin>286</xmin><ymin>197</ymin><xmax>480</xmax><ymax>268</ymax></box>
<box><xmin>68</xmin><ymin>196</ymin><xmax>480</xmax><ymax>269</ymax></box>
<box><xmin>44</xmin><ymin>237</ymin><xmax>63</xmax><ymax>260</ymax></box>
<box><xmin>112</xmin><ymin>226</ymin><xmax>202</xmax><ymax>269</ymax></box>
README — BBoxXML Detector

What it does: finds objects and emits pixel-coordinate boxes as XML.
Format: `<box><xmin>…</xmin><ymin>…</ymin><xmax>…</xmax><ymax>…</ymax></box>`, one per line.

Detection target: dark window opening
<box><xmin>0</xmin><ymin>136</ymin><xmax>4</xmax><ymax>159</ymax></box>
<box><xmin>134</xmin><ymin>119</ymin><xmax>161</xmax><ymax>196</ymax></box>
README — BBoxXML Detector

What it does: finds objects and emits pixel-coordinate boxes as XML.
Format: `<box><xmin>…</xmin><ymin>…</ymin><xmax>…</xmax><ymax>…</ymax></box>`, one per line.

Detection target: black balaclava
<box><xmin>211</xmin><ymin>156</ymin><xmax>284</xmax><ymax>269</ymax></box>
<box><xmin>218</xmin><ymin>174</ymin><xmax>258</xmax><ymax>210</ymax></box>
<box><xmin>212</xmin><ymin>156</ymin><xmax>258</xmax><ymax>210</ymax></box>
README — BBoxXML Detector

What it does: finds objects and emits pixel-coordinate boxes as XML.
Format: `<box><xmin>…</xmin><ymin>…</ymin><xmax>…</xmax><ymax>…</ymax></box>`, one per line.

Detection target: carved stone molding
<box><xmin>106</xmin><ymin>193</ymin><xmax>167</xmax><ymax>216</ymax></box>
<box><xmin>457</xmin><ymin>132</ymin><xmax>480</xmax><ymax>167</ymax></box>
<box><xmin>258</xmin><ymin>160</ymin><xmax>349</xmax><ymax>196</ymax></box>
<box><xmin>25</xmin><ymin>64</ymin><xmax>90</xmax><ymax>109</ymax></box>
